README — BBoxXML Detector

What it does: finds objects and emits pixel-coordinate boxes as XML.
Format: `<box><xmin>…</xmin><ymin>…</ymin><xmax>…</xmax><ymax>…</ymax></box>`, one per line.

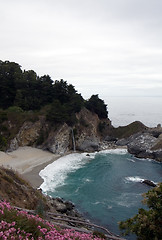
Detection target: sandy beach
<box><xmin>0</xmin><ymin>147</ymin><xmax>61</xmax><ymax>188</ymax></box>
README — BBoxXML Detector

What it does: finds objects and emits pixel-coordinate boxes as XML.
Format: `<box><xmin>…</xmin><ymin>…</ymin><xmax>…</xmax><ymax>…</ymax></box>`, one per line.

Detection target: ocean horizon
<box><xmin>104</xmin><ymin>96</ymin><xmax>162</xmax><ymax>128</ymax></box>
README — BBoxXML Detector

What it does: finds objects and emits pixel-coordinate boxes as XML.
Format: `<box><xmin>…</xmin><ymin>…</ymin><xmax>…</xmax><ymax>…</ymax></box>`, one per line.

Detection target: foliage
<box><xmin>0</xmin><ymin>135</ymin><xmax>7</xmax><ymax>150</ymax></box>
<box><xmin>0</xmin><ymin>60</ymin><xmax>108</xmax><ymax>127</ymax></box>
<box><xmin>98</xmin><ymin>122</ymin><xmax>107</xmax><ymax>133</ymax></box>
<box><xmin>119</xmin><ymin>183</ymin><xmax>162</xmax><ymax>240</ymax></box>
<box><xmin>0</xmin><ymin>109</ymin><xmax>7</xmax><ymax>123</ymax></box>
<box><xmin>46</xmin><ymin>92</ymin><xmax>83</xmax><ymax>126</ymax></box>
<box><xmin>7</xmin><ymin>106</ymin><xmax>23</xmax><ymax>113</ymax></box>
<box><xmin>85</xmin><ymin>95</ymin><xmax>108</xmax><ymax>119</ymax></box>
<box><xmin>0</xmin><ymin>61</ymin><xmax>85</xmax><ymax>112</ymax></box>
<box><xmin>46</xmin><ymin>100</ymin><xmax>69</xmax><ymax>124</ymax></box>
<box><xmin>111</xmin><ymin>121</ymin><xmax>147</xmax><ymax>139</ymax></box>
<box><xmin>0</xmin><ymin>60</ymin><xmax>22</xmax><ymax>109</ymax></box>
<box><xmin>93</xmin><ymin>231</ymin><xmax>106</xmax><ymax>239</ymax></box>
<box><xmin>0</xmin><ymin>200</ymin><xmax>104</xmax><ymax>239</ymax></box>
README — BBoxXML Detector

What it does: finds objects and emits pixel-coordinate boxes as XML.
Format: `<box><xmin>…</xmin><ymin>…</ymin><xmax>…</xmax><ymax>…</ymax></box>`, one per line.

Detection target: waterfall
<box><xmin>71</xmin><ymin>128</ymin><xmax>76</xmax><ymax>152</ymax></box>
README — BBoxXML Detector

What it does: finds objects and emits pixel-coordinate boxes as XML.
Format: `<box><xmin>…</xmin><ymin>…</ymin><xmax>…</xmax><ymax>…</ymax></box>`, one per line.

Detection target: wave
<box><xmin>83</xmin><ymin>178</ymin><xmax>93</xmax><ymax>183</ymax></box>
<box><xmin>39</xmin><ymin>149</ymin><xmax>129</xmax><ymax>193</ymax></box>
<box><xmin>99</xmin><ymin>148</ymin><xmax>128</xmax><ymax>155</ymax></box>
<box><xmin>127</xmin><ymin>158</ymin><xmax>135</xmax><ymax>162</ymax></box>
<box><xmin>39</xmin><ymin>153</ymin><xmax>92</xmax><ymax>192</ymax></box>
<box><xmin>125</xmin><ymin>176</ymin><xmax>158</xmax><ymax>186</ymax></box>
<box><xmin>92</xmin><ymin>201</ymin><xmax>112</xmax><ymax>209</ymax></box>
<box><xmin>125</xmin><ymin>176</ymin><xmax>145</xmax><ymax>183</ymax></box>
<box><xmin>117</xmin><ymin>193</ymin><xmax>142</xmax><ymax>207</ymax></box>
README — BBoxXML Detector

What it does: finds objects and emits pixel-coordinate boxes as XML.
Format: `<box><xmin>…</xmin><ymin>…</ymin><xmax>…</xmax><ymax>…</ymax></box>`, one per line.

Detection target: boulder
<box><xmin>52</xmin><ymin>198</ymin><xmax>67</xmax><ymax>213</ymax></box>
<box><xmin>77</xmin><ymin>139</ymin><xmax>99</xmax><ymax>152</ymax></box>
<box><xmin>127</xmin><ymin>133</ymin><xmax>158</xmax><ymax>159</ymax></box>
<box><xmin>152</xmin><ymin>150</ymin><xmax>162</xmax><ymax>162</ymax></box>
<box><xmin>142</xmin><ymin>180</ymin><xmax>156</xmax><ymax>187</ymax></box>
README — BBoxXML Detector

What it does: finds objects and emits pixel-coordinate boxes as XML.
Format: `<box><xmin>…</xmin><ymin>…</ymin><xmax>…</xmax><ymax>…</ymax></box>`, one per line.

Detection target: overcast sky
<box><xmin>1</xmin><ymin>0</ymin><xmax>162</xmax><ymax>99</ymax></box>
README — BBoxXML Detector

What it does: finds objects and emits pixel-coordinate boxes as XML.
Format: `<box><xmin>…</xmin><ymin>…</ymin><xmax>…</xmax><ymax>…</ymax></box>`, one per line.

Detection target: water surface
<box><xmin>40</xmin><ymin>150</ymin><xmax>162</xmax><ymax>239</ymax></box>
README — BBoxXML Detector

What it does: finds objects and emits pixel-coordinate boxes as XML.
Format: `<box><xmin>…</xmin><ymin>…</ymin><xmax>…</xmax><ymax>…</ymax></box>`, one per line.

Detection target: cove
<box><xmin>40</xmin><ymin>149</ymin><xmax>162</xmax><ymax>239</ymax></box>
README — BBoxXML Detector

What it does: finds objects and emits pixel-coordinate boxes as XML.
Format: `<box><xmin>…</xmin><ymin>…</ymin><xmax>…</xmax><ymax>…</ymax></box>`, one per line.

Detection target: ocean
<box><xmin>39</xmin><ymin>96</ymin><xmax>162</xmax><ymax>239</ymax></box>
<box><xmin>40</xmin><ymin>150</ymin><xmax>162</xmax><ymax>239</ymax></box>
<box><xmin>104</xmin><ymin>96</ymin><xmax>162</xmax><ymax>127</ymax></box>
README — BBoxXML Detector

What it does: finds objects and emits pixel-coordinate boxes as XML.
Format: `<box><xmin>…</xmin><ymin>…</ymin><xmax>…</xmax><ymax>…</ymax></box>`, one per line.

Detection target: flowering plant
<box><xmin>0</xmin><ymin>200</ymin><xmax>103</xmax><ymax>239</ymax></box>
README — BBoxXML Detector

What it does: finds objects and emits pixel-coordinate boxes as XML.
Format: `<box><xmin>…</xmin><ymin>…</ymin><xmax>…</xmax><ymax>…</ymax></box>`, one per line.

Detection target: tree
<box><xmin>53</xmin><ymin>79</ymin><xmax>77</xmax><ymax>104</ymax></box>
<box><xmin>0</xmin><ymin>61</ymin><xmax>22</xmax><ymax>108</ymax></box>
<box><xmin>46</xmin><ymin>100</ymin><xmax>69</xmax><ymax>124</ymax></box>
<box><xmin>85</xmin><ymin>94</ymin><xmax>108</xmax><ymax>119</ymax></box>
<box><xmin>119</xmin><ymin>183</ymin><xmax>162</xmax><ymax>240</ymax></box>
<box><xmin>39</xmin><ymin>75</ymin><xmax>54</xmax><ymax>105</ymax></box>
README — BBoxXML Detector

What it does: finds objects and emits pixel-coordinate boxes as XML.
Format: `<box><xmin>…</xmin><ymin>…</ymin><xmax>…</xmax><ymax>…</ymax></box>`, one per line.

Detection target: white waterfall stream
<box><xmin>71</xmin><ymin>128</ymin><xmax>76</xmax><ymax>152</ymax></box>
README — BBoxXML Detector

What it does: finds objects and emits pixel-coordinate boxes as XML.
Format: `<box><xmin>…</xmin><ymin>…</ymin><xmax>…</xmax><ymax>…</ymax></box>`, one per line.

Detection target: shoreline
<box><xmin>0</xmin><ymin>146</ymin><xmax>128</xmax><ymax>189</ymax></box>
<box><xmin>0</xmin><ymin>147</ymin><xmax>62</xmax><ymax>188</ymax></box>
<box><xmin>22</xmin><ymin>156</ymin><xmax>60</xmax><ymax>188</ymax></box>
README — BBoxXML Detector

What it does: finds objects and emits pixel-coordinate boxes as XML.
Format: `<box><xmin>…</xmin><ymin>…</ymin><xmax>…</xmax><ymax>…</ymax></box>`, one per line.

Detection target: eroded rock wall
<box><xmin>8</xmin><ymin>108</ymin><xmax>112</xmax><ymax>153</ymax></box>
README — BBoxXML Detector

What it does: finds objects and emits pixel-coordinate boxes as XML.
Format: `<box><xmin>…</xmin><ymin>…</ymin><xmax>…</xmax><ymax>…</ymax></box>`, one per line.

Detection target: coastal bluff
<box><xmin>8</xmin><ymin>107</ymin><xmax>112</xmax><ymax>154</ymax></box>
<box><xmin>2</xmin><ymin>107</ymin><xmax>162</xmax><ymax>162</ymax></box>
<box><xmin>116</xmin><ymin>124</ymin><xmax>162</xmax><ymax>162</ymax></box>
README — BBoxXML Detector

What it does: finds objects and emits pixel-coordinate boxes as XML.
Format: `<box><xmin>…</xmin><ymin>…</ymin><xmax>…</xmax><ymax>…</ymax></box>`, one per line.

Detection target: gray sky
<box><xmin>1</xmin><ymin>0</ymin><xmax>162</xmax><ymax>99</ymax></box>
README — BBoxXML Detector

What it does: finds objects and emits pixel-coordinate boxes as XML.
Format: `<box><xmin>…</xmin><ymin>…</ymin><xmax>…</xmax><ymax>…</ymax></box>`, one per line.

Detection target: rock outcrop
<box><xmin>7</xmin><ymin>108</ymin><xmax>162</xmax><ymax>162</ymax></box>
<box><xmin>75</xmin><ymin>108</ymin><xmax>112</xmax><ymax>152</ymax></box>
<box><xmin>9</xmin><ymin>119</ymin><xmax>45</xmax><ymax>151</ymax></box>
<box><xmin>42</xmin><ymin>123</ymin><xmax>71</xmax><ymax>154</ymax></box>
<box><xmin>8</xmin><ymin>108</ymin><xmax>112</xmax><ymax>154</ymax></box>
<box><xmin>142</xmin><ymin>180</ymin><xmax>157</xmax><ymax>187</ymax></box>
<box><xmin>116</xmin><ymin>126</ymin><xmax>162</xmax><ymax>162</ymax></box>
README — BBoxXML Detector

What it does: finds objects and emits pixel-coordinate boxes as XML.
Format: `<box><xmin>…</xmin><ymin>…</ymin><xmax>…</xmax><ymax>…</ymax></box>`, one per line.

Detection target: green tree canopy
<box><xmin>0</xmin><ymin>61</ymin><xmax>22</xmax><ymax>108</ymax></box>
<box><xmin>0</xmin><ymin>60</ymin><xmax>109</xmax><ymax>122</ymax></box>
<box><xmin>119</xmin><ymin>183</ymin><xmax>162</xmax><ymax>240</ymax></box>
<box><xmin>85</xmin><ymin>94</ymin><xmax>108</xmax><ymax>119</ymax></box>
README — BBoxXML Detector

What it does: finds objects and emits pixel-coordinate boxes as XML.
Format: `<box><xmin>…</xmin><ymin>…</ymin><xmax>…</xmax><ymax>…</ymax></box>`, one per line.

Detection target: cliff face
<box><xmin>116</xmin><ymin>124</ymin><xmax>162</xmax><ymax>162</ymax></box>
<box><xmin>6</xmin><ymin>109</ymin><xmax>162</xmax><ymax>162</ymax></box>
<box><xmin>8</xmin><ymin>108</ymin><xmax>112</xmax><ymax>154</ymax></box>
<box><xmin>10</xmin><ymin>120</ymin><xmax>44</xmax><ymax>150</ymax></box>
<box><xmin>75</xmin><ymin>108</ymin><xmax>111</xmax><ymax>152</ymax></box>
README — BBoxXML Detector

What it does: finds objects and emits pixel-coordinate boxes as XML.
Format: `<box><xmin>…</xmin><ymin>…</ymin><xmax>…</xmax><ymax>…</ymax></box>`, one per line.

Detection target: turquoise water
<box><xmin>40</xmin><ymin>150</ymin><xmax>162</xmax><ymax>239</ymax></box>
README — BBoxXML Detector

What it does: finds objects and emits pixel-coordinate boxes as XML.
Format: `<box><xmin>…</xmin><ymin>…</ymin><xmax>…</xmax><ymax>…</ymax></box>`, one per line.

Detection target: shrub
<box><xmin>0</xmin><ymin>200</ymin><xmax>104</xmax><ymax>239</ymax></box>
<box><xmin>119</xmin><ymin>183</ymin><xmax>162</xmax><ymax>240</ymax></box>
<box><xmin>7</xmin><ymin>106</ymin><xmax>23</xmax><ymax>113</ymax></box>
<box><xmin>0</xmin><ymin>135</ymin><xmax>7</xmax><ymax>150</ymax></box>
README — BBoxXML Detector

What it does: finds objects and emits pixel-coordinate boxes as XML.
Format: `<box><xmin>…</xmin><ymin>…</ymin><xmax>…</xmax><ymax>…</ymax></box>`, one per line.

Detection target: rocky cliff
<box><xmin>5</xmin><ymin>109</ymin><xmax>162</xmax><ymax>162</ymax></box>
<box><xmin>8</xmin><ymin>108</ymin><xmax>112</xmax><ymax>154</ymax></box>
<box><xmin>116</xmin><ymin>124</ymin><xmax>162</xmax><ymax>162</ymax></box>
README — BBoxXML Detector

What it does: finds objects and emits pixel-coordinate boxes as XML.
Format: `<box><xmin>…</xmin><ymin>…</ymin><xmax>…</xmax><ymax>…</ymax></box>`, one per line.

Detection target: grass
<box><xmin>111</xmin><ymin>121</ymin><xmax>147</xmax><ymax>139</ymax></box>
<box><xmin>0</xmin><ymin>167</ymin><xmax>47</xmax><ymax>210</ymax></box>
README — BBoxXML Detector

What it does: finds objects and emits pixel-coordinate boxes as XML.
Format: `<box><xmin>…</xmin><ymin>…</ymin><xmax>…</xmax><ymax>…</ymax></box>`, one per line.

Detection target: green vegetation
<box><xmin>0</xmin><ymin>60</ymin><xmax>108</xmax><ymax>148</ymax></box>
<box><xmin>0</xmin><ymin>167</ymin><xmax>47</xmax><ymax>210</ymax></box>
<box><xmin>0</xmin><ymin>200</ymin><xmax>104</xmax><ymax>239</ymax></box>
<box><xmin>0</xmin><ymin>135</ymin><xmax>7</xmax><ymax>150</ymax></box>
<box><xmin>0</xmin><ymin>60</ymin><xmax>108</xmax><ymax>122</ymax></box>
<box><xmin>85</xmin><ymin>94</ymin><xmax>108</xmax><ymax>119</ymax></box>
<box><xmin>119</xmin><ymin>183</ymin><xmax>162</xmax><ymax>240</ymax></box>
<box><xmin>111</xmin><ymin>121</ymin><xmax>147</xmax><ymax>139</ymax></box>
<box><xmin>98</xmin><ymin>122</ymin><xmax>107</xmax><ymax>133</ymax></box>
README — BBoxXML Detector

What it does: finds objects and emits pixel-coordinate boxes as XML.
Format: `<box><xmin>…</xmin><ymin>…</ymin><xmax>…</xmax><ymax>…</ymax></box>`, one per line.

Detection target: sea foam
<box><xmin>99</xmin><ymin>148</ymin><xmax>127</xmax><ymax>155</ymax></box>
<box><xmin>39</xmin><ymin>149</ymin><xmax>128</xmax><ymax>193</ymax></box>
<box><xmin>125</xmin><ymin>176</ymin><xmax>145</xmax><ymax>183</ymax></box>
<box><xmin>39</xmin><ymin>153</ymin><xmax>92</xmax><ymax>192</ymax></box>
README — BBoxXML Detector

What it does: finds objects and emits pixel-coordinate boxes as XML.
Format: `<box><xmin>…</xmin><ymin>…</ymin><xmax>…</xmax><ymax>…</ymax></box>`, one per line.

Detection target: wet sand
<box><xmin>0</xmin><ymin>147</ymin><xmax>61</xmax><ymax>188</ymax></box>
